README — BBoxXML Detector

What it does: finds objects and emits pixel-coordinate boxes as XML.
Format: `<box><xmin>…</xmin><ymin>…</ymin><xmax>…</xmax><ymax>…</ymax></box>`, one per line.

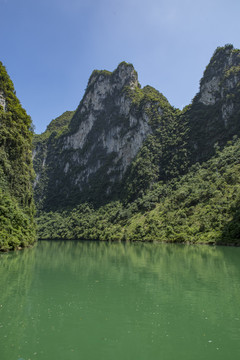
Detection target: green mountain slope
<box><xmin>34</xmin><ymin>45</ymin><xmax>240</xmax><ymax>245</ymax></box>
<box><xmin>33</xmin><ymin>110</ymin><xmax>75</xmax><ymax>209</ymax></box>
<box><xmin>0</xmin><ymin>62</ymin><xmax>36</xmax><ymax>251</ymax></box>
<box><xmin>33</xmin><ymin>63</ymin><xmax>178</xmax><ymax>210</ymax></box>
<box><xmin>36</xmin><ymin>137</ymin><xmax>240</xmax><ymax>245</ymax></box>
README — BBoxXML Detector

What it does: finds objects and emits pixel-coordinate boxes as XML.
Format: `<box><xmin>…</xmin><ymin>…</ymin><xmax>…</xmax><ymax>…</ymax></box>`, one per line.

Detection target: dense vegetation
<box><xmin>33</xmin><ymin>111</ymin><xmax>75</xmax><ymax>209</ymax></box>
<box><xmin>1</xmin><ymin>45</ymin><xmax>240</xmax><ymax>251</ymax></box>
<box><xmin>122</xmin><ymin>98</ymin><xmax>188</xmax><ymax>201</ymax></box>
<box><xmin>0</xmin><ymin>62</ymin><xmax>36</xmax><ymax>251</ymax></box>
<box><xmin>37</xmin><ymin>137</ymin><xmax>240</xmax><ymax>245</ymax></box>
<box><xmin>33</xmin><ymin>45</ymin><xmax>240</xmax><ymax>246</ymax></box>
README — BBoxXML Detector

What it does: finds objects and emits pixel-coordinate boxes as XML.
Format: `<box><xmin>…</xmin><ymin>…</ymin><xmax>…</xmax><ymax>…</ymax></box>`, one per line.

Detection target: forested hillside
<box><xmin>37</xmin><ymin>137</ymin><xmax>240</xmax><ymax>245</ymax></box>
<box><xmin>33</xmin><ymin>44</ymin><xmax>240</xmax><ymax>245</ymax></box>
<box><xmin>0</xmin><ymin>62</ymin><xmax>36</xmax><ymax>251</ymax></box>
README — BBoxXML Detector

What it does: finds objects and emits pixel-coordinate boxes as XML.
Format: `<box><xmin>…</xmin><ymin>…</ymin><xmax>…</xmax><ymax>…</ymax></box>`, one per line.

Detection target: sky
<box><xmin>1</xmin><ymin>0</ymin><xmax>240</xmax><ymax>134</ymax></box>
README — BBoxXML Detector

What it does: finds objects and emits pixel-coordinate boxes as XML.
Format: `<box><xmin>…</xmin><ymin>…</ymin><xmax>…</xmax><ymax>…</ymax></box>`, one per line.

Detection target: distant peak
<box><xmin>87</xmin><ymin>62</ymin><xmax>139</xmax><ymax>91</ymax></box>
<box><xmin>212</xmin><ymin>44</ymin><xmax>235</xmax><ymax>58</ymax></box>
<box><xmin>87</xmin><ymin>69</ymin><xmax>112</xmax><ymax>88</ymax></box>
<box><xmin>191</xmin><ymin>44</ymin><xmax>240</xmax><ymax>107</ymax></box>
<box><xmin>115</xmin><ymin>61</ymin><xmax>135</xmax><ymax>71</ymax></box>
<box><xmin>200</xmin><ymin>44</ymin><xmax>240</xmax><ymax>85</ymax></box>
<box><xmin>113</xmin><ymin>61</ymin><xmax>138</xmax><ymax>85</ymax></box>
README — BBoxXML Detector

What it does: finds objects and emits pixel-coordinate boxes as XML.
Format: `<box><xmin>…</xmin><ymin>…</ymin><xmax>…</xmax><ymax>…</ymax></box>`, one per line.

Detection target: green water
<box><xmin>0</xmin><ymin>241</ymin><xmax>240</xmax><ymax>360</ymax></box>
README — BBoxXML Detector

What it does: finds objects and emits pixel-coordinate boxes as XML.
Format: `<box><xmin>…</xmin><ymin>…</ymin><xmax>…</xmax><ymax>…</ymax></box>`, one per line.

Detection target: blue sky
<box><xmin>1</xmin><ymin>0</ymin><xmax>240</xmax><ymax>134</ymax></box>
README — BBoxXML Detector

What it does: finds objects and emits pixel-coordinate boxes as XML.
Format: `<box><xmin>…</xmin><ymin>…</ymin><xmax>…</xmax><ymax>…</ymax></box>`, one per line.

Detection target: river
<box><xmin>0</xmin><ymin>240</ymin><xmax>240</xmax><ymax>359</ymax></box>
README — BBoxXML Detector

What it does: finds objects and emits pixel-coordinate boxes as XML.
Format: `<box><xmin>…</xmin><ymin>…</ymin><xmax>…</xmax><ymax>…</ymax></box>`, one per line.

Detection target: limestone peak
<box><xmin>195</xmin><ymin>44</ymin><xmax>240</xmax><ymax>106</ymax></box>
<box><xmin>112</xmin><ymin>61</ymin><xmax>139</xmax><ymax>89</ymax></box>
<box><xmin>87</xmin><ymin>61</ymin><xmax>139</xmax><ymax>92</ymax></box>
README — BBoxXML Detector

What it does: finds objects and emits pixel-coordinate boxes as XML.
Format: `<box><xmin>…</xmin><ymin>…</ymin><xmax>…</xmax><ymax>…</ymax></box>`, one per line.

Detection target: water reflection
<box><xmin>0</xmin><ymin>241</ymin><xmax>240</xmax><ymax>360</ymax></box>
<box><xmin>0</xmin><ymin>246</ymin><xmax>37</xmax><ymax>359</ymax></box>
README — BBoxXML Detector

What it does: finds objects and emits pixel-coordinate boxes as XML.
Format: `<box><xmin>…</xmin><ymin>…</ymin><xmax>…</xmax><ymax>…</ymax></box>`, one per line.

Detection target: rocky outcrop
<box><xmin>0</xmin><ymin>91</ymin><xmax>6</xmax><ymax>111</ymax></box>
<box><xmin>62</xmin><ymin>64</ymin><xmax>152</xmax><ymax>182</ymax></box>
<box><xmin>33</xmin><ymin>62</ymin><xmax>172</xmax><ymax>209</ymax></box>
<box><xmin>199</xmin><ymin>76</ymin><xmax>221</xmax><ymax>106</ymax></box>
<box><xmin>33</xmin><ymin>45</ymin><xmax>240</xmax><ymax>210</ymax></box>
<box><xmin>187</xmin><ymin>44</ymin><xmax>240</xmax><ymax>162</ymax></box>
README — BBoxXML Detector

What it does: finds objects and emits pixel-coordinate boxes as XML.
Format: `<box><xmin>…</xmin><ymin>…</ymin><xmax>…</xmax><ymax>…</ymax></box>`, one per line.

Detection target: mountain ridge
<box><xmin>33</xmin><ymin>44</ymin><xmax>240</xmax><ymax>245</ymax></box>
<box><xmin>33</xmin><ymin>61</ymin><xmax>176</xmax><ymax>208</ymax></box>
<box><xmin>33</xmin><ymin>44</ymin><xmax>240</xmax><ymax>209</ymax></box>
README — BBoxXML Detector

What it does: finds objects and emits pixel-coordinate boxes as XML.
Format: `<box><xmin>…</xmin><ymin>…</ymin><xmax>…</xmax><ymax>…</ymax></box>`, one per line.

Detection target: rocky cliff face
<box><xmin>33</xmin><ymin>45</ymin><xmax>240</xmax><ymax>211</ymax></box>
<box><xmin>187</xmin><ymin>44</ymin><xmax>240</xmax><ymax>162</ymax></box>
<box><xmin>62</xmin><ymin>63</ymin><xmax>152</xmax><ymax>182</ymax></box>
<box><xmin>0</xmin><ymin>90</ymin><xmax>6</xmax><ymax>111</ymax></box>
<box><xmin>33</xmin><ymin>62</ymin><xmax>173</xmax><ymax>209</ymax></box>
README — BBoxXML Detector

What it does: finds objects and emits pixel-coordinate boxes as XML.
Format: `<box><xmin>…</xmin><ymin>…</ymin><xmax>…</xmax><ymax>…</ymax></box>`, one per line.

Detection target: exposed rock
<box><xmin>0</xmin><ymin>91</ymin><xmax>6</xmax><ymax>111</ymax></box>
<box><xmin>188</xmin><ymin>44</ymin><xmax>240</xmax><ymax>163</ymax></box>
<box><xmin>199</xmin><ymin>76</ymin><xmax>220</xmax><ymax>105</ymax></box>
<box><xmin>33</xmin><ymin>45</ymin><xmax>240</xmax><ymax>210</ymax></box>
<box><xmin>64</xmin><ymin>113</ymin><xmax>95</xmax><ymax>150</ymax></box>
<box><xmin>33</xmin><ymin>62</ymin><xmax>167</xmax><ymax>209</ymax></box>
<box><xmin>198</xmin><ymin>45</ymin><xmax>240</xmax><ymax>108</ymax></box>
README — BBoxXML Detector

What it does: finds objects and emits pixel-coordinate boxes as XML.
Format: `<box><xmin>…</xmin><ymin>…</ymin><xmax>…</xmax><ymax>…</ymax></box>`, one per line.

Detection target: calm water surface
<box><xmin>0</xmin><ymin>240</ymin><xmax>240</xmax><ymax>360</ymax></box>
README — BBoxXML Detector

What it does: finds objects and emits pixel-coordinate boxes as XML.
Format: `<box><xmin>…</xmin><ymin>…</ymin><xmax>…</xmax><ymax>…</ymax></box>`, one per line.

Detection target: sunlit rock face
<box><xmin>199</xmin><ymin>76</ymin><xmax>221</xmax><ymax>106</ymax></box>
<box><xmin>188</xmin><ymin>45</ymin><xmax>240</xmax><ymax>162</ymax></box>
<box><xmin>0</xmin><ymin>91</ymin><xmax>6</xmax><ymax>111</ymax></box>
<box><xmin>33</xmin><ymin>62</ymin><xmax>160</xmax><ymax>208</ymax></box>
<box><xmin>62</xmin><ymin>62</ymin><xmax>152</xmax><ymax>183</ymax></box>
<box><xmin>33</xmin><ymin>46</ymin><xmax>240</xmax><ymax>210</ymax></box>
